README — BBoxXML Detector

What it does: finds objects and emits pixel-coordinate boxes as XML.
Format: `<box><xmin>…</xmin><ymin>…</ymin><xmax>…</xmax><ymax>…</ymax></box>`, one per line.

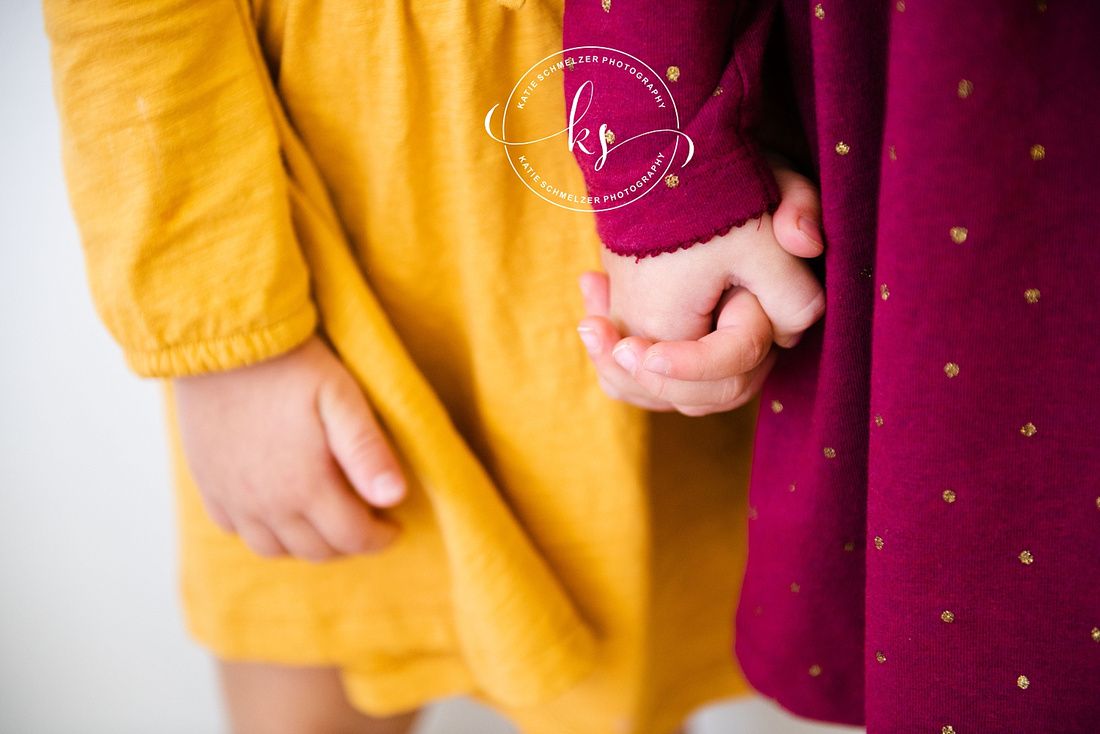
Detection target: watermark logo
<box><xmin>484</xmin><ymin>46</ymin><xmax>694</xmax><ymax>211</ymax></box>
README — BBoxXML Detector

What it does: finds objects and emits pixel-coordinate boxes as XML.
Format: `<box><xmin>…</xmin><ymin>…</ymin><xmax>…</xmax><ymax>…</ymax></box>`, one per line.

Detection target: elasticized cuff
<box><xmin>122</xmin><ymin>300</ymin><xmax>318</xmax><ymax>378</ymax></box>
<box><xmin>593</xmin><ymin>142</ymin><xmax>780</xmax><ymax>259</ymax></box>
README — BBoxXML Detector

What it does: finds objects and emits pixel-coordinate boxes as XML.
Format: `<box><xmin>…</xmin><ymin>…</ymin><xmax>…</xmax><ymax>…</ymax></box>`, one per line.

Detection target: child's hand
<box><xmin>172</xmin><ymin>335</ymin><xmax>406</xmax><ymax>562</ymax></box>
<box><xmin>576</xmin><ymin>167</ymin><xmax>825</xmax><ymax>416</ymax></box>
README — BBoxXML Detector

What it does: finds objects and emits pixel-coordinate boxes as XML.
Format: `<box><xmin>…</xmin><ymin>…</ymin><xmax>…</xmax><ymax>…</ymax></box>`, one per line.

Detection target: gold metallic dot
<box><xmin>604</xmin><ymin>129</ymin><xmax>615</xmax><ymax>145</ymax></box>
<box><xmin>943</xmin><ymin>727</ymin><xmax>956</xmax><ymax>734</ymax></box>
<box><xmin>943</xmin><ymin>489</ymin><xmax>957</xmax><ymax>503</ymax></box>
<box><xmin>791</xmin><ymin>582</ymin><xmax>801</xmax><ymax>593</ymax></box>
<box><xmin>896</xmin><ymin>0</ymin><xmax>905</xmax><ymax>11</ymax></box>
<box><xmin>808</xmin><ymin>665</ymin><xmax>822</xmax><ymax>677</ymax></box>
<box><xmin>950</xmin><ymin>226</ymin><xmax>968</xmax><ymax>244</ymax></box>
<box><xmin>712</xmin><ymin>86</ymin><xmax>723</xmax><ymax>97</ymax></box>
<box><xmin>1021</xmin><ymin>422</ymin><xmax>1037</xmax><ymax>437</ymax></box>
<box><xmin>876</xmin><ymin>651</ymin><xmax>886</xmax><ymax>663</ymax></box>
<box><xmin>814</xmin><ymin>3</ymin><xmax>825</xmax><ymax>19</ymax></box>
<box><xmin>1031</xmin><ymin>144</ymin><xmax>1046</xmax><ymax>161</ymax></box>
<box><xmin>860</xmin><ymin>266</ymin><xmax>873</xmax><ymax>278</ymax></box>
<box><xmin>1036</xmin><ymin>0</ymin><xmax>1047</xmax><ymax>10</ymax></box>
<box><xmin>875</xmin><ymin>414</ymin><xmax>884</xmax><ymax>427</ymax></box>
<box><xmin>664</xmin><ymin>174</ymin><xmax>679</xmax><ymax>188</ymax></box>
<box><xmin>565</xmin><ymin>58</ymin><xmax>575</xmax><ymax>71</ymax></box>
<box><xmin>747</xmin><ymin>506</ymin><xmax>758</xmax><ymax>520</ymax></box>
<box><xmin>1095</xmin><ymin>497</ymin><xmax>1100</xmax><ymax>510</ymax></box>
<box><xmin>888</xmin><ymin>145</ymin><xmax>897</xmax><ymax>161</ymax></box>
<box><xmin>1025</xmin><ymin>288</ymin><xmax>1041</xmax><ymax>303</ymax></box>
<box><xmin>844</xmin><ymin>541</ymin><xmax>855</xmax><ymax>551</ymax></box>
<box><xmin>1017</xmin><ymin>675</ymin><xmax>1030</xmax><ymax>690</ymax></box>
<box><xmin>824</xmin><ymin>447</ymin><xmax>837</xmax><ymax>459</ymax></box>
<box><xmin>835</xmin><ymin>141</ymin><xmax>851</xmax><ymax>155</ymax></box>
<box><xmin>958</xmin><ymin>79</ymin><xmax>974</xmax><ymax>98</ymax></box>
<box><xmin>789</xmin><ymin>482</ymin><xmax>796</xmax><ymax>493</ymax></box>
<box><xmin>771</xmin><ymin>400</ymin><xmax>784</xmax><ymax>413</ymax></box>
<box><xmin>874</xmin><ymin>536</ymin><xmax>884</xmax><ymax>550</ymax></box>
<box><xmin>1091</xmin><ymin>627</ymin><xmax>1100</xmax><ymax>642</ymax></box>
<box><xmin>1019</xmin><ymin>550</ymin><xmax>1034</xmax><ymax>565</ymax></box>
<box><xmin>602</xmin><ymin>0</ymin><xmax>611</xmax><ymax>11</ymax></box>
<box><xmin>944</xmin><ymin>362</ymin><xmax>960</xmax><ymax>378</ymax></box>
<box><xmin>941</xmin><ymin>610</ymin><xmax>956</xmax><ymax>623</ymax></box>
<box><xmin>881</xmin><ymin>284</ymin><xmax>890</xmax><ymax>301</ymax></box>
<box><xmin>666</xmin><ymin>65</ymin><xmax>680</xmax><ymax>82</ymax></box>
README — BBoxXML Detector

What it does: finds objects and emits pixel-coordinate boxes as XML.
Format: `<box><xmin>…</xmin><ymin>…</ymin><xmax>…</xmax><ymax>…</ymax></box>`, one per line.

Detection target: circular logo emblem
<box><xmin>485</xmin><ymin>46</ymin><xmax>693</xmax><ymax>211</ymax></box>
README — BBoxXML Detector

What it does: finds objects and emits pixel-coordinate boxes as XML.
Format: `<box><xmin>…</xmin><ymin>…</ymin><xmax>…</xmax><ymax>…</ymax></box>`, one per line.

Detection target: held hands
<box><xmin>577</xmin><ymin>167</ymin><xmax>826</xmax><ymax>416</ymax></box>
<box><xmin>172</xmin><ymin>335</ymin><xmax>406</xmax><ymax>562</ymax></box>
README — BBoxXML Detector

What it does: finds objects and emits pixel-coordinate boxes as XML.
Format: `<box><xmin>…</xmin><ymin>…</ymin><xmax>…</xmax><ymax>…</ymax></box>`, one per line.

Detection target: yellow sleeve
<box><xmin>43</xmin><ymin>0</ymin><xmax>317</xmax><ymax>377</ymax></box>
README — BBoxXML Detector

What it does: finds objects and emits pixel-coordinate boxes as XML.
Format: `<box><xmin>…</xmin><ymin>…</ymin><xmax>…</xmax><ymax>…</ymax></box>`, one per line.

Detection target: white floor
<box><xmin>0</xmin><ymin>4</ymin><xmax>861</xmax><ymax>733</ymax></box>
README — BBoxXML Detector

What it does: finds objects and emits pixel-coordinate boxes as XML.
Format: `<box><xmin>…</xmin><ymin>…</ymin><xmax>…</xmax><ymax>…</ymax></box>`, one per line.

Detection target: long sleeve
<box><xmin>563</xmin><ymin>0</ymin><xmax>780</xmax><ymax>258</ymax></box>
<box><xmin>44</xmin><ymin>0</ymin><xmax>317</xmax><ymax>377</ymax></box>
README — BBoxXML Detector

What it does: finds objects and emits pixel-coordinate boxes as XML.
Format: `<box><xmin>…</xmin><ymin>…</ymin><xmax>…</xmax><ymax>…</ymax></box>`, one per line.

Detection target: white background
<box><xmin>0</xmin><ymin>3</ymin><xmax>862</xmax><ymax>732</ymax></box>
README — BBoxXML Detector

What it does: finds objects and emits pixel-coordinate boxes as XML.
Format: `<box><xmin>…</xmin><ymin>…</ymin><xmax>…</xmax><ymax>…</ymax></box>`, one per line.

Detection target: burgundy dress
<box><xmin>564</xmin><ymin>1</ymin><xmax>1100</xmax><ymax>731</ymax></box>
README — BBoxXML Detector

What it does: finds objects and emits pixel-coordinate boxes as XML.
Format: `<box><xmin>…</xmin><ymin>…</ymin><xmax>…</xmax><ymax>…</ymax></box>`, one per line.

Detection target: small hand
<box><xmin>577</xmin><ymin>165</ymin><xmax>825</xmax><ymax>416</ymax></box>
<box><xmin>173</xmin><ymin>335</ymin><xmax>406</xmax><ymax>562</ymax></box>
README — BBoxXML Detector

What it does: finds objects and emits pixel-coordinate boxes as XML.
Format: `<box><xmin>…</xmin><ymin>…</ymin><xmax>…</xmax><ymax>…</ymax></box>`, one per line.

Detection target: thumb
<box><xmin>316</xmin><ymin>375</ymin><xmax>407</xmax><ymax>508</ymax></box>
<box><xmin>772</xmin><ymin>166</ymin><xmax>825</xmax><ymax>258</ymax></box>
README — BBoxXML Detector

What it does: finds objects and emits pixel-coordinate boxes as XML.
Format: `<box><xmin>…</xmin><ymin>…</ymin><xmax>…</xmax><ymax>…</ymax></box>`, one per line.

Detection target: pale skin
<box><xmin>172</xmin><ymin>166</ymin><xmax>822</xmax><ymax>733</ymax></box>
<box><xmin>577</xmin><ymin>165</ymin><xmax>825</xmax><ymax>415</ymax></box>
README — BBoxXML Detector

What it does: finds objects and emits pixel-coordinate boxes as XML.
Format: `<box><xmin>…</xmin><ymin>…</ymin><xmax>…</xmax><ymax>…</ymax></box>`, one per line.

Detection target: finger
<box><xmin>577</xmin><ymin>316</ymin><xmax>674</xmax><ymax>411</ymax></box>
<box><xmin>270</xmin><ymin>514</ymin><xmax>339</xmax><ymax>564</ymax></box>
<box><xmin>738</xmin><ymin>246</ymin><xmax>825</xmax><ymax>349</ymax></box>
<box><xmin>234</xmin><ymin>517</ymin><xmax>288</xmax><ymax>559</ymax></box>
<box><xmin>673</xmin><ymin>350</ymin><xmax>779</xmax><ymax>417</ymax></box>
<box><xmin>200</xmin><ymin>496</ymin><xmax>237</xmax><ymax>534</ymax></box>
<box><xmin>305</xmin><ymin>471</ymin><xmax>401</xmax><ymax>555</ymax></box>
<box><xmin>772</xmin><ymin>167</ymin><xmax>824</xmax><ymax>258</ymax></box>
<box><xmin>579</xmin><ymin>270</ymin><xmax>611</xmax><ymax>318</ymax></box>
<box><xmin>317</xmin><ymin>377</ymin><xmax>406</xmax><ymax>508</ymax></box>
<box><xmin>639</xmin><ymin>287</ymin><xmax>773</xmax><ymax>382</ymax></box>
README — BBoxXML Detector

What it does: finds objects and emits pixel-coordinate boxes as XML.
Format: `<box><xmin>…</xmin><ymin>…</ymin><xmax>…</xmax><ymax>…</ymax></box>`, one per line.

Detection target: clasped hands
<box><xmin>577</xmin><ymin>165</ymin><xmax>826</xmax><ymax>416</ymax></box>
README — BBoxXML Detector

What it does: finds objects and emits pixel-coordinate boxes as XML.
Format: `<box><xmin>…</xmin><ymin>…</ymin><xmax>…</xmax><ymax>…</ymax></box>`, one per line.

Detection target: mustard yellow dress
<box><xmin>44</xmin><ymin>1</ymin><xmax>756</xmax><ymax>731</ymax></box>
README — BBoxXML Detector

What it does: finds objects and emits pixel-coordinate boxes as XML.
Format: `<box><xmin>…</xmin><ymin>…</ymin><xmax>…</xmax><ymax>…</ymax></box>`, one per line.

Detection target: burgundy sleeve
<box><xmin>563</xmin><ymin>0</ymin><xmax>780</xmax><ymax>258</ymax></box>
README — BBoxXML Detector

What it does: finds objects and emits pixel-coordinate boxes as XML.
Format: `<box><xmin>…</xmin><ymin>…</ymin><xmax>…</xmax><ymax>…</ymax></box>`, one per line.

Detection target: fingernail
<box><xmin>798</xmin><ymin>217</ymin><xmax>824</xmax><ymax>250</ymax></box>
<box><xmin>577</xmin><ymin>327</ymin><xmax>599</xmax><ymax>354</ymax></box>
<box><xmin>643</xmin><ymin>353</ymin><xmax>670</xmax><ymax>374</ymax></box>
<box><xmin>612</xmin><ymin>345</ymin><xmax>637</xmax><ymax>373</ymax></box>
<box><xmin>371</xmin><ymin>472</ymin><xmax>405</xmax><ymax>505</ymax></box>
